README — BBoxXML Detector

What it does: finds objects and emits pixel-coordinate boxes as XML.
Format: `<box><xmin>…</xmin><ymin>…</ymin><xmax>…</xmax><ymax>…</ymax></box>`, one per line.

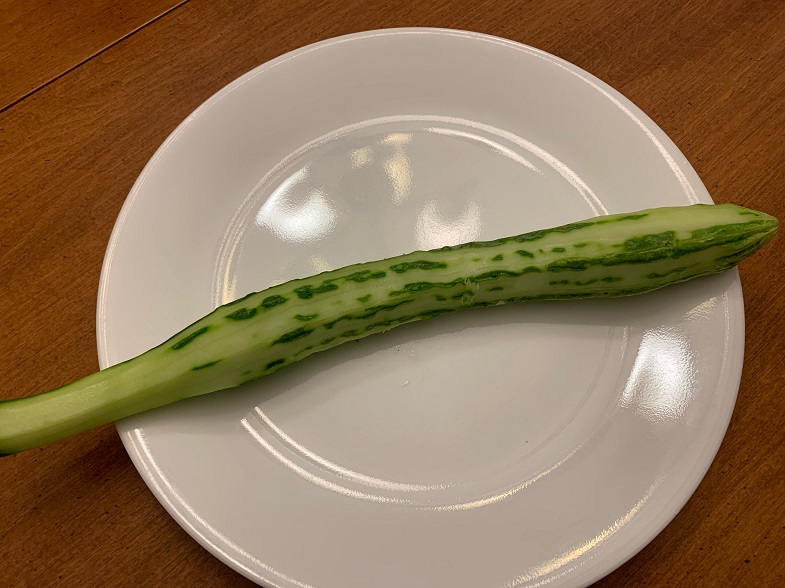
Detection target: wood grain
<box><xmin>0</xmin><ymin>0</ymin><xmax>188</xmax><ymax>110</ymax></box>
<box><xmin>1</xmin><ymin>0</ymin><xmax>784</xmax><ymax>586</ymax></box>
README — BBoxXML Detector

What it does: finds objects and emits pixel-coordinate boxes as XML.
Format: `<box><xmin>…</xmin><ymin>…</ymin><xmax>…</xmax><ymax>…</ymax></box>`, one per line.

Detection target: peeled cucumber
<box><xmin>0</xmin><ymin>203</ymin><xmax>777</xmax><ymax>455</ymax></box>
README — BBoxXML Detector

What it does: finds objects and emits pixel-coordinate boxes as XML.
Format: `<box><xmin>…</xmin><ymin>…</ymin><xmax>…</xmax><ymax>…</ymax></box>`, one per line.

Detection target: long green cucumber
<box><xmin>0</xmin><ymin>203</ymin><xmax>777</xmax><ymax>455</ymax></box>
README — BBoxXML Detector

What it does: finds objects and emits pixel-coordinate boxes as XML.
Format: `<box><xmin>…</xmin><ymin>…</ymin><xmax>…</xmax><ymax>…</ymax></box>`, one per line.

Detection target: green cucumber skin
<box><xmin>0</xmin><ymin>203</ymin><xmax>777</xmax><ymax>455</ymax></box>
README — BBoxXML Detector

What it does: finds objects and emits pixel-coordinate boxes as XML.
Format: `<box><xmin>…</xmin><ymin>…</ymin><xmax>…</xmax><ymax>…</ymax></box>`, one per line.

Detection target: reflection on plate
<box><xmin>98</xmin><ymin>29</ymin><xmax>743</xmax><ymax>588</ymax></box>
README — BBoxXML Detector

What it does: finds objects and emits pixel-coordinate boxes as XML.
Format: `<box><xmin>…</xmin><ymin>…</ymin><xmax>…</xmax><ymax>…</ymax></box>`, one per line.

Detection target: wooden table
<box><xmin>2</xmin><ymin>1</ymin><xmax>783</xmax><ymax>586</ymax></box>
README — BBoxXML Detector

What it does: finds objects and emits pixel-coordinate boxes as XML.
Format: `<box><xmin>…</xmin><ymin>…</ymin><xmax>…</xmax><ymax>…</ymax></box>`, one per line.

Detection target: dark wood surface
<box><xmin>0</xmin><ymin>0</ymin><xmax>187</xmax><ymax>110</ymax></box>
<box><xmin>1</xmin><ymin>0</ymin><xmax>783</xmax><ymax>586</ymax></box>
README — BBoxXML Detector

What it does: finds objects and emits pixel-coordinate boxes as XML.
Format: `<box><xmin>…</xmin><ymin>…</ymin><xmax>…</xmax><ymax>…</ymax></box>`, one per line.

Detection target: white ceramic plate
<box><xmin>97</xmin><ymin>29</ymin><xmax>743</xmax><ymax>588</ymax></box>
